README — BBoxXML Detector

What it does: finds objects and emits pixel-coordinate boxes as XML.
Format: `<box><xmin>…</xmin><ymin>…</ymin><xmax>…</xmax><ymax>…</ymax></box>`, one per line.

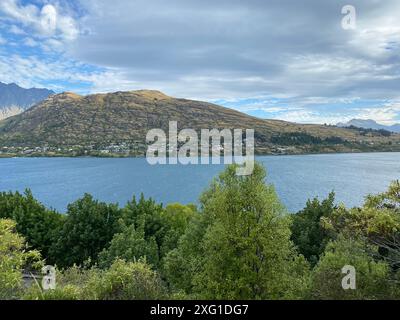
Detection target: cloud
<box><xmin>67</xmin><ymin>0</ymin><xmax>400</xmax><ymax>102</ymax></box>
<box><xmin>216</xmin><ymin>96</ymin><xmax>400</xmax><ymax>125</ymax></box>
<box><xmin>23</xmin><ymin>37</ymin><xmax>37</xmax><ymax>47</ymax></box>
<box><xmin>0</xmin><ymin>53</ymin><xmax>104</xmax><ymax>93</ymax></box>
<box><xmin>1</xmin><ymin>0</ymin><xmax>400</xmax><ymax>124</ymax></box>
<box><xmin>0</xmin><ymin>0</ymin><xmax>79</xmax><ymax>42</ymax></box>
<box><xmin>267</xmin><ymin>107</ymin><xmax>400</xmax><ymax>126</ymax></box>
<box><xmin>354</xmin><ymin>102</ymin><xmax>400</xmax><ymax>125</ymax></box>
<box><xmin>9</xmin><ymin>24</ymin><xmax>25</xmax><ymax>35</ymax></box>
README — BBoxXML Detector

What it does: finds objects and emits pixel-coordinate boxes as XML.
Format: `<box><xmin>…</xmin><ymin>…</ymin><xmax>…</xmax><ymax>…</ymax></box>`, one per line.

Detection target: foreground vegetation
<box><xmin>1</xmin><ymin>162</ymin><xmax>399</xmax><ymax>300</ymax></box>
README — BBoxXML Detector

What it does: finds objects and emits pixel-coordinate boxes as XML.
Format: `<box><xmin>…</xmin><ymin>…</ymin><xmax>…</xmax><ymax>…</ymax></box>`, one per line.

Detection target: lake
<box><xmin>0</xmin><ymin>152</ymin><xmax>399</xmax><ymax>213</ymax></box>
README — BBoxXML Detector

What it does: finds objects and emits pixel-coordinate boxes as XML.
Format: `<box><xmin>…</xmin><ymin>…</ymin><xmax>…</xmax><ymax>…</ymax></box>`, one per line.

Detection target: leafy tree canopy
<box><xmin>291</xmin><ymin>192</ymin><xmax>336</xmax><ymax>266</ymax></box>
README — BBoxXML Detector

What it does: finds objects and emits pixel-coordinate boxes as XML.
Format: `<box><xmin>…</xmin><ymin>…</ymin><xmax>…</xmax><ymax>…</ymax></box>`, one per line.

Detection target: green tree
<box><xmin>98</xmin><ymin>224</ymin><xmax>159</xmax><ymax>268</ymax></box>
<box><xmin>311</xmin><ymin>236</ymin><xmax>393</xmax><ymax>300</ymax></box>
<box><xmin>122</xmin><ymin>194</ymin><xmax>165</xmax><ymax>250</ymax></box>
<box><xmin>291</xmin><ymin>192</ymin><xmax>336</xmax><ymax>266</ymax></box>
<box><xmin>196</xmin><ymin>163</ymin><xmax>309</xmax><ymax>299</ymax></box>
<box><xmin>165</xmin><ymin>163</ymin><xmax>310</xmax><ymax>299</ymax></box>
<box><xmin>99</xmin><ymin>201</ymin><xmax>197</xmax><ymax>269</ymax></box>
<box><xmin>50</xmin><ymin>194</ymin><xmax>122</xmax><ymax>268</ymax></box>
<box><xmin>159</xmin><ymin>203</ymin><xmax>197</xmax><ymax>258</ymax></box>
<box><xmin>0</xmin><ymin>190</ymin><xmax>64</xmax><ymax>262</ymax></box>
<box><xmin>0</xmin><ymin>219</ymin><xmax>42</xmax><ymax>300</ymax></box>
<box><xmin>322</xmin><ymin>181</ymin><xmax>400</xmax><ymax>269</ymax></box>
<box><xmin>163</xmin><ymin>213</ymin><xmax>208</xmax><ymax>294</ymax></box>
<box><xmin>122</xmin><ymin>194</ymin><xmax>164</xmax><ymax>234</ymax></box>
<box><xmin>365</xmin><ymin>180</ymin><xmax>400</xmax><ymax>211</ymax></box>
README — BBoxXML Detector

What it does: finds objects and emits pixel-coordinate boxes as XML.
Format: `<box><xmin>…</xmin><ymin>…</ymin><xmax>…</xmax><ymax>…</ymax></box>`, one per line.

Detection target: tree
<box><xmin>0</xmin><ymin>190</ymin><xmax>64</xmax><ymax>263</ymax></box>
<box><xmin>365</xmin><ymin>180</ymin><xmax>400</xmax><ymax>211</ymax></box>
<box><xmin>122</xmin><ymin>194</ymin><xmax>165</xmax><ymax>251</ymax></box>
<box><xmin>165</xmin><ymin>163</ymin><xmax>310</xmax><ymax>299</ymax></box>
<box><xmin>163</xmin><ymin>213</ymin><xmax>209</xmax><ymax>295</ymax></box>
<box><xmin>98</xmin><ymin>224</ymin><xmax>159</xmax><ymax>268</ymax></box>
<box><xmin>197</xmin><ymin>163</ymin><xmax>310</xmax><ymax>299</ymax></box>
<box><xmin>99</xmin><ymin>201</ymin><xmax>197</xmax><ymax>269</ymax></box>
<box><xmin>322</xmin><ymin>181</ymin><xmax>400</xmax><ymax>269</ymax></box>
<box><xmin>291</xmin><ymin>192</ymin><xmax>336</xmax><ymax>266</ymax></box>
<box><xmin>50</xmin><ymin>194</ymin><xmax>122</xmax><ymax>268</ymax></box>
<box><xmin>0</xmin><ymin>219</ymin><xmax>42</xmax><ymax>300</ymax></box>
<box><xmin>159</xmin><ymin>203</ymin><xmax>197</xmax><ymax>258</ymax></box>
<box><xmin>311</xmin><ymin>236</ymin><xmax>394</xmax><ymax>300</ymax></box>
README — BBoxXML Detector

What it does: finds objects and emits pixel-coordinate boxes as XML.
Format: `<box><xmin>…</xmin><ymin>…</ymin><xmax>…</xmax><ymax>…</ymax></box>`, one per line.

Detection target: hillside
<box><xmin>0</xmin><ymin>90</ymin><xmax>399</xmax><ymax>156</ymax></box>
<box><xmin>0</xmin><ymin>82</ymin><xmax>54</xmax><ymax>120</ymax></box>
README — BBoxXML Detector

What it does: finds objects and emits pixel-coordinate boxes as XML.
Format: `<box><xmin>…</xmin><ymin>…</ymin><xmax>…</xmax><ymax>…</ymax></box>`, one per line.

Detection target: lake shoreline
<box><xmin>0</xmin><ymin>152</ymin><xmax>399</xmax><ymax>213</ymax></box>
<box><xmin>1</xmin><ymin>149</ymin><xmax>400</xmax><ymax>159</ymax></box>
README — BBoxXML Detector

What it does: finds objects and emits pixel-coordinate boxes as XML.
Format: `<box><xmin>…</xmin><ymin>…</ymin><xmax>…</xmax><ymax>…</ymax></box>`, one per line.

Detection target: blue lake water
<box><xmin>0</xmin><ymin>152</ymin><xmax>399</xmax><ymax>213</ymax></box>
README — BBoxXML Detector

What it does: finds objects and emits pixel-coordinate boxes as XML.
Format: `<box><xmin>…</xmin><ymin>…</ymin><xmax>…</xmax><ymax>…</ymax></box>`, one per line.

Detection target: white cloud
<box><xmin>64</xmin><ymin>0</ymin><xmax>400</xmax><ymax>104</ymax></box>
<box><xmin>0</xmin><ymin>0</ymin><xmax>79</xmax><ymax>42</ymax></box>
<box><xmin>9</xmin><ymin>24</ymin><xmax>25</xmax><ymax>35</ymax></box>
<box><xmin>265</xmin><ymin>107</ymin><xmax>388</xmax><ymax>126</ymax></box>
<box><xmin>354</xmin><ymin>102</ymin><xmax>400</xmax><ymax>125</ymax></box>
<box><xmin>39</xmin><ymin>4</ymin><xmax>57</xmax><ymax>37</ymax></box>
<box><xmin>0</xmin><ymin>0</ymin><xmax>39</xmax><ymax>25</ymax></box>
<box><xmin>23</xmin><ymin>37</ymin><xmax>37</xmax><ymax>47</ymax></box>
<box><xmin>0</xmin><ymin>53</ymin><xmax>105</xmax><ymax>93</ymax></box>
<box><xmin>1</xmin><ymin>0</ymin><xmax>400</xmax><ymax>125</ymax></box>
<box><xmin>347</xmin><ymin>2</ymin><xmax>400</xmax><ymax>58</ymax></box>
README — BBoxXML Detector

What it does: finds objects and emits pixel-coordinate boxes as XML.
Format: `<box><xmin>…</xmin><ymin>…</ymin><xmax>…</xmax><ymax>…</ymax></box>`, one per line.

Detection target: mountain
<box><xmin>337</xmin><ymin>119</ymin><xmax>400</xmax><ymax>133</ymax></box>
<box><xmin>0</xmin><ymin>90</ymin><xmax>399</xmax><ymax>156</ymax></box>
<box><xmin>0</xmin><ymin>82</ymin><xmax>54</xmax><ymax>120</ymax></box>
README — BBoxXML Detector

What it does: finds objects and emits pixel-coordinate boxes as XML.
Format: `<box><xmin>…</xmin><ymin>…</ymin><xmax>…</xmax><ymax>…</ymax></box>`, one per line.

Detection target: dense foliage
<box><xmin>270</xmin><ymin>132</ymin><xmax>346</xmax><ymax>146</ymax></box>
<box><xmin>164</xmin><ymin>163</ymin><xmax>309</xmax><ymax>299</ymax></box>
<box><xmin>1</xmin><ymin>162</ymin><xmax>399</xmax><ymax>300</ymax></box>
<box><xmin>49</xmin><ymin>194</ymin><xmax>122</xmax><ymax>268</ymax></box>
<box><xmin>310</xmin><ymin>237</ymin><xmax>394</xmax><ymax>299</ymax></box>
<box><xmin>0</xmin><ymin>190</ymin><xmax>63</xmax><ymax>263</ymax></box>
<box><xmin>24</xmin><ymin>259</ymin><xmax>166</xmax><ymax>300</ymax></box>
<box><xmin>0</xmin><ymin>219</ymin><xmax>42</xmax><ymax>299</ymax></box>
<box><xmin>290</xmin><ymin>192</ymin><xmax>336</xmax><ymax>266</ymax></box>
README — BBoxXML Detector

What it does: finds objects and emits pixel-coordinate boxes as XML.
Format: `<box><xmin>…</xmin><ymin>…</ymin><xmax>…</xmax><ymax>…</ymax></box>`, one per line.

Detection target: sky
<box><xmin>0</xmin><ymin>0</ymin><xmax>399</xmax><ymax>125</ymax></box>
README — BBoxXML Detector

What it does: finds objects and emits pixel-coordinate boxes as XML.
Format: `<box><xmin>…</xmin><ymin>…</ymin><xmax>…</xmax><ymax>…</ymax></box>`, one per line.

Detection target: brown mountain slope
<box><xmin>0</xmin><ymin>90</ymin><xmax>399</xmax><ymax>156</ymax></box>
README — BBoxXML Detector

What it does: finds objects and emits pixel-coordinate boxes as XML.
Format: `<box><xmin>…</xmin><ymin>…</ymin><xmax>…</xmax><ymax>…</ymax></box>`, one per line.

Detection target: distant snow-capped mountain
<box><xmin>337</xmin><ymin>119</ymin><xmax>400</xmax><ymax>133</ymax></box>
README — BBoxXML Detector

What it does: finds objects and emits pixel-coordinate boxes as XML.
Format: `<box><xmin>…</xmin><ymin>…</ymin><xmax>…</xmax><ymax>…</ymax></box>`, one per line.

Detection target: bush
<box><xmin>0</xmin><ymin>190</ymin><xmax>63</xmax><ymax>262</ymax></box>
<box><xmin>25</xmin><ymin>259</ymin><xmax>167</xmax><ymax>300</ymax></box>
<box><xmin>99</xmin><ymin>199</ymin><xmax>197</xmax><ymax>270</ymax></box>
<box><xmin>0</xmin><ymin>219</ymin><xmax>42</xmax><ymax>300</ymax></box>
<box><xmin>50</xmin><ymin>194</ymin><xmax>122</xmax><ymax>268</ymax></box>
<box><xmin>98</xmin><ymin>225</ymin><xmax>159</xmax><ymax>268</ymax></box>
<box><xmin>84</xmin><ymin>259</ymin><xmax>166</xmax><ymax>300</ymax></box>
<box><xmin>311</xmin><ymin>236</ymin><xmax>393</xmax><ymax>300</ymax></box>
<box><xmin>291</xmin><ymin>192</ymin><xmax>336</xmax><ymax>266</ymax></box>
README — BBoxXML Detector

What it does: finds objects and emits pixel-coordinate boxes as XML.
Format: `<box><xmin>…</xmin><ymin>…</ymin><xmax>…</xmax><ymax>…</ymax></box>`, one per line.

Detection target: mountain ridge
<box><xmin>0</xmin><ymin>90</ymin><xmax>399</xmax><ymax>156</ymax></box>
<box><xmin>337</xmin><ymin>119</ymin><xmax>400</xmax><ymax>133</ymax></box>
<box><xmin>0</xmin><ymin>82</ymin><xmax>54</xmax><ymax>120</ymax></box>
